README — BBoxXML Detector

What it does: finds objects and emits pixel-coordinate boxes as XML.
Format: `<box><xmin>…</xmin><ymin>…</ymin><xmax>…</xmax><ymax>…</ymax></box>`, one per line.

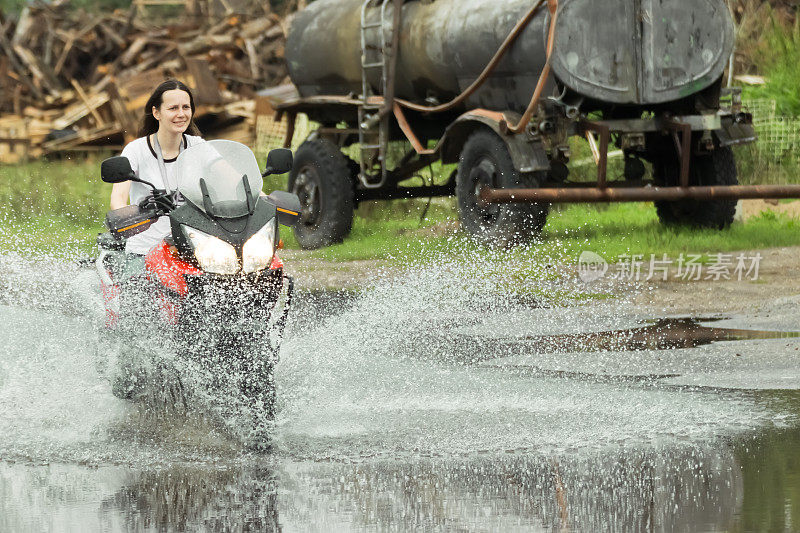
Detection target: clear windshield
<box><xmin>176</xmin><ymin>140</ymin><xmax>263</xmax><ymax>216</ymax></box>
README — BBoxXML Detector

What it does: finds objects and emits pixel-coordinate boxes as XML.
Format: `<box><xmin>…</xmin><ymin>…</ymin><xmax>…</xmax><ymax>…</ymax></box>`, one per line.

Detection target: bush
<box><xmin>743</xmin><ymin>17</ymin><xmax>800</xmax><ymax>116</ymax></box>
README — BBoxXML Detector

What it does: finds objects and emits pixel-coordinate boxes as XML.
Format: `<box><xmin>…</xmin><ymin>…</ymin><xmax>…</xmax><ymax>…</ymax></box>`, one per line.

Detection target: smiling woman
<box><xmin>108</xmin><ymin>79</ymin><xmax>205</xmax><ymax>257</ymax></box>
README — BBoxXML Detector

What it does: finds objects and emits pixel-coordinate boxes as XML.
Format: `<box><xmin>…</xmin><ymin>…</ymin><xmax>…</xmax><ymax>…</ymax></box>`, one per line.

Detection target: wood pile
<box><xmin>0</xmin><ymin>0</ymin><xmax>290</xmax><ymax>163</ymax></box>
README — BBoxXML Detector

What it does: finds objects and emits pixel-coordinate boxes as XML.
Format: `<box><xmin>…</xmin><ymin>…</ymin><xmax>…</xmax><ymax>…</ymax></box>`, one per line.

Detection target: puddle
<box><xmin>513</xmin><ymin>317</ymin><xmax>800</xmax><ymax>354</ymax></box>
<box><xmin>480</xmin><ymin>318</ymin><xmax>800</xmax><ymax>389</ymax></box>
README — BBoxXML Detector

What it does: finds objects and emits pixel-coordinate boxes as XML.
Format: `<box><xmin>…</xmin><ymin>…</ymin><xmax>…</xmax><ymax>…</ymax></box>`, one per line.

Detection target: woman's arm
<box><xmin>110</xmin><ymin>181</ymin><xmax>132</xmax><ymax>210</ymax></box>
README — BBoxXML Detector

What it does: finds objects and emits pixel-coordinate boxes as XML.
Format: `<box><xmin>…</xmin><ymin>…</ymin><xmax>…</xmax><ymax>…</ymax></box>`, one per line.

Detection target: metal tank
<box><xmin>286</xmin><ymin>0</ymin><xmax>735</xmax><ymax>112</ymax></box>
<box><xmin>276</xmin><ymin>0</ymin><xmax>767</xmax><ymax>251</ymax></box>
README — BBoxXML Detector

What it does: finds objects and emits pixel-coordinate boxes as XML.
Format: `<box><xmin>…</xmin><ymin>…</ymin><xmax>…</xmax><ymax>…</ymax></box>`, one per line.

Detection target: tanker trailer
<box><xmin>276</xmin><ymin>0</ymin><xmax>763</xmax><ymax>249</ymax></box>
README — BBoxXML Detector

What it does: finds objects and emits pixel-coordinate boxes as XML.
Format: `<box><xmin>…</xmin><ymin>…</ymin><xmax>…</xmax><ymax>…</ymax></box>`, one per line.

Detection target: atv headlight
<box><xmin>182</xmin><ymin>225</ymin><xmax>239</xmax><ymax>274</ymax></box>
<box><xmin>242</xmin><ymin>218</ymin><xmax>276</xmax><ymax>274</ymax></box>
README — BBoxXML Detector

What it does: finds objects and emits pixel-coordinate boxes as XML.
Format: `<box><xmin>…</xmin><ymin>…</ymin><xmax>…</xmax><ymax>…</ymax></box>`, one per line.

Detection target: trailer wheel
<box><xmin>456</xmin><ymin>130</ymin><xmax>549</xmax><ymax>246</ymax></box>
<box><xmin>288</xmin><ymin>138</ymin><xmax>355</xmax><ymax>249</ymax></box>
<box><xmin>653</xmin><ymin>146</ymin><xmax>738</xmax><ymax>229</ymax></box>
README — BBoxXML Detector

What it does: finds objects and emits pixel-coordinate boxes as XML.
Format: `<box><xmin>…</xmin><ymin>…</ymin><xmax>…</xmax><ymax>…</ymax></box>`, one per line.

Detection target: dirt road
<box><xmin>283</xmin><ymin>200</ymin><xmax>800</xmax><ymax>315</ymax></box>
<box><xmin>283</xmin><ymin>245</ymin><xmax>799</xmax><ymax>314</ymax></box>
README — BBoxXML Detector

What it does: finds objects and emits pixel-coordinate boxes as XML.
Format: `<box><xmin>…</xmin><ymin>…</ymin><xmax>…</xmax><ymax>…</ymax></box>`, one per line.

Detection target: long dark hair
<box><xmin>138</xmin><ymin>79</ymin><xmax>202</xmax><ymax>137</ymax></box>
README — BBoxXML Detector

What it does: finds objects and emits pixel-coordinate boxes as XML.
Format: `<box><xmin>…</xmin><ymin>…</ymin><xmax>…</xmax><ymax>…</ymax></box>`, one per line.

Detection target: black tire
<box><xmin>241</xmin><ymin>347</ymin><xmax>277</xmax><ymax>453</ymax></box>
<box><xmin>111</xmin><ymin>360</ymin><xmax>144</xmax><ymax>400</ymax></box>
<box><xmin>288</xmin><ymin>138</ymin><xmax>355</xmax><ymax>249</ymax></box>
<box><xmin>456</xmin><ymin>129</ymin><xmax>549</xmax><ymax>246</ymax></box>
<box><xmin>653</xmin><ymin>146</ymin><xmax>738</xmax><ymax>229</ymax></box>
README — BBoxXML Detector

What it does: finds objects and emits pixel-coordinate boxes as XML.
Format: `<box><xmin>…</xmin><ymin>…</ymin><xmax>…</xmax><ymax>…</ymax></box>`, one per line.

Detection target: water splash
<box><xmin>0</xmin><ymin>241</ymin><xmax>791</xmax><ymax>466</ymax></box>
<box><xmin>274</xmin><ymin>245</ymin><xmax>779</xmax><ymax>460</ymax></box>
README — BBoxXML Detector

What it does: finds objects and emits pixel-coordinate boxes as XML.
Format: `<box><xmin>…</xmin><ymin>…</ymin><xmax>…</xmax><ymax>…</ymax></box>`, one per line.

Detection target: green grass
<box><xmin>543</xmin><ymin>202</ymin><xmax>800</xmax><ymax>262</ymax></box>
<box><xmin>0</xmin><ymin>156</ymin><xmax>111</xmax><ymax>227</ymax></box>
<box><xmin>295</xmin><ymin>201</ymin><xmax>800</xmax><ymax>265</ymax></box>
<box><xmin>0</xmin><ymin>216</ymin><xmax>102</xmax><ymax>257</ymax></box>
<box><xmin>0</xmin><ymin>157</ymin><xmax>109</xmax><ymax>259</ymax></box>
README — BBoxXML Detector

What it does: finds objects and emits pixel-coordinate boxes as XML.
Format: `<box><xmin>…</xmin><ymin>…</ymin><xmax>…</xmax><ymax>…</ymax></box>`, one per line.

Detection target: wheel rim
<box><xmin>468</xmin><ymin>158</ymin><xmax>501</xmax><ymax>227</ymax></box>
<box><xmin>292</xmin><ymin>166</ymin><xmax>322</xmax><ymax>227</ymax></box>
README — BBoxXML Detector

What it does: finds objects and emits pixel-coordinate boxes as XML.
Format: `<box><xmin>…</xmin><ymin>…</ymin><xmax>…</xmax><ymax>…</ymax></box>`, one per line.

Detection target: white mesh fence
<box><xmin>254</xmin><ymin>112</ymin><xmax>313</xmax><ymax>158</ymax></box>
<box><xmin>744</xmin><ymin>98</ymin><xmax>800</xmax><ymax>163</ymax></box>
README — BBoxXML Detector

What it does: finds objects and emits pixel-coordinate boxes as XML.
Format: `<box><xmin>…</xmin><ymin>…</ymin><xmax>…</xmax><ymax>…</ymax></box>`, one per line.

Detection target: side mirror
<box><xmin>267</xmin><ymin>191</ymin><xmax>302</xmax><ymax>226</ymax></box>
<box><xmin>101</xmin><ymin>156</ymin><xmax>135</xmax><ymax>183</ymax></box>
<box><xmin>263</xmin><ymin>148</ymin><xmax>293</xmax><ymax>176</ymax></box>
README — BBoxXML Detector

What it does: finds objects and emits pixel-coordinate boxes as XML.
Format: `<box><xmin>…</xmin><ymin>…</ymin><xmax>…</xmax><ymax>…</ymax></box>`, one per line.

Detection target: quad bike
<box><xmin>95</xmin><ymin>140</ymin><xmax>300</xmax><ymax>450</ymax></box>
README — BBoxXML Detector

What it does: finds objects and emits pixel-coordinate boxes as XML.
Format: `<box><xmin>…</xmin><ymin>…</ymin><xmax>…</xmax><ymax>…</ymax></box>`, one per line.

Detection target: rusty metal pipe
<box><xmin>502</xmin><ymin>0</ymin><xmax>559</xmax><ymax>134</ymax></box>
<box><xmin>281</xmin><ymin>111</ymin><xmax>297</xmax><ymax>149</ymax></box>
<box><xmin>480</xmin><ymin>185</ymin><xmax>800</xmax><ymax>204</ymax></box>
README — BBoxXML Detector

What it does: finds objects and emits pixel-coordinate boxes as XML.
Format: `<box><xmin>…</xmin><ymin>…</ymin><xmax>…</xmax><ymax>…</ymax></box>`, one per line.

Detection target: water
<box><xmin>1</xmin><ymin>247</ymin><xmax>799</xmax><ymax>531</ymax></box>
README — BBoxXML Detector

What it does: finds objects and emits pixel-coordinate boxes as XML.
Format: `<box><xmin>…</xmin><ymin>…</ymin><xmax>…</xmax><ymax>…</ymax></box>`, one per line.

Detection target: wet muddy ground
<box><xmin>1</xmin><ymin>249</ymin><xmax>799</xmax><ymax>531</ymax></box>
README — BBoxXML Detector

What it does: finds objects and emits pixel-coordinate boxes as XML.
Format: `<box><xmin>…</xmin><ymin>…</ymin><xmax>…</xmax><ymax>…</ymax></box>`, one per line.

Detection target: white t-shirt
<box><xmin>120</xmin><ymin>134</ymin><xmax>204</xmax><ymax>255</ymax></box>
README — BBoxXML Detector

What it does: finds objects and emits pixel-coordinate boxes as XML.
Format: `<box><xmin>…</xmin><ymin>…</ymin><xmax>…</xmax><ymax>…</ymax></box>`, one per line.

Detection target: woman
<box><xmin>110</xmin><ymin>79</ymin><xmax>204</xmax><ymax>256</ymax></box>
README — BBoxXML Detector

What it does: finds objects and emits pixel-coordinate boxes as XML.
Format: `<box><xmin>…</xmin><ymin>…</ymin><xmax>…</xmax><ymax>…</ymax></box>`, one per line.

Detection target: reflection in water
<box><xmin>281</xmin><ymin>445</ymin><xmax>742</xmax><ymax>532</ymax></box>
<box><xmin>104</xmin><ymin>466</ymin><xmax>280</xmax><ymax>531</ymax></box>
<box><xmin>0</xmin><ymin>463</ymin><xmax>281</xmax><ymax>532</ymax></box>
<box><xmin>731</xmin><ymin>425</ymin><xmax>800</xmax><ymax>532</ymax></box>
<box><xmin>3</xmin><ymin>427</ymin><xmax>793</xmax><ymax>531</ymax></box>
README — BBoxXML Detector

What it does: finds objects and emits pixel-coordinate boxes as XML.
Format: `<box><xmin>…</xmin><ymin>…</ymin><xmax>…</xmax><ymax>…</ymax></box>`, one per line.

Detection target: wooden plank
<box><xmin>10</xmin><ymin>6</ymin><xmax>32</xmax><ymax>46</ymax></box>
<box><xmin>53</xmin><ymin>91</ymin><xmax>110</xmax><ymax>129</ymax></box>
<box><xmin>106</xmin><ymin>81</ymin><xmax>139</xmax><ymax>142</ymax></box>
<box><xmin>13</xmin><ymin>84</ymin><xmax>22</xmax><ymax>116</ymax></box>
<box><xmin>0</xmin><ymin>8</ymin><xmax>291</xmax><ymax>154</ymax></box>
<box><xmin>43</xmin><ymin>16</ymin><xmax>54</xmax><ymax>67</ymax></box>
<box><xmin>240</xmin><ymin>17</ymin><xmax>274</xmax><ymax>39</ymax></box>
<box><xmin>117</xmin><ymin>36</ymin><xmax>148</xmax><ymax>67</ymax></box>
<box><xmin>0</xmin><ymin>25</ymin><xmax>44</xmax><ymax>100</ymax></box>
<box><xmin>13</xmin><ymin>44</ymin><xmax>63</xmax><ymax>94</ymax></box>
<box><xmin>69</xmin><ymin>79</ymin><xmax>106</xmax><ymax>126</ymax></box>
<box><xmin>0</xmin><ymin>115</ymin><xmax>30</xmax><ymax>163</ymax></box>
<box><xmin>185</xmin><ymin>57</ymin><xmax>223</xmax><ymax>105</ymax></box>
<box><xmin>264</xmin><ymin>24</ymin><xmax>283</xmax><ymax>41</ymax></box>
<box><xmin>124</xmin><ymin>44</ymin><xmax>177</xmax><ymax>77</ymax></box>
<box><xmin>179</xmin><ymin>33</ymin><xmax>235</xmax><ymax>55</ymax></box>
<box><xmin>96</xmin><ymin>20</ymin><xmax>127</xmax><ymax>49</ymax></box>
<box><xmin>0</xmin><ymin>137</ymin><xmax>31</xmax><ymax>146</ymax></box>
<box><xmin>207</xmin><ymin>17</ymin><xmax>234</xmax><ymax>35</ymax></box>
<box><xmin>224</xmin><ymin>98</ymin><xmax>255</xmax><ymax>118</ymax></box>
<box><xmin>22</xmin><ymin>106</ymin><xmax>61</xmax><ymax>120</ymax></box>
<box><xmin>116</xmin><ymin>68</ymin><xmax>167</xmax><ymax>105</ymax></box>
<box><xmin>244</xmin><ymin>38</ymin><xmax>259</xmax><ymax>80</ymax></box>
<box><xmin>42</xmin><ymin>121</ymin><xmax>122</xmax><ymax>151</ymax></box>
<box><xmin>254</xmin><ymin>83</ymin><xmax>298</xmax><ymax>109</ymax></box>
<box><xmin>53</xmin><ymin>32</ymin><xmax>75</xmax><ymax>76</ymax></box>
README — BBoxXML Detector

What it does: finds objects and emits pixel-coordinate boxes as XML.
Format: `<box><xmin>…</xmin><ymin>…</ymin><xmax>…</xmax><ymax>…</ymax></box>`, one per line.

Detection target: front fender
<box><xmin>440</xmin><ymin>109</ymin><xmax>550</xmax><ymax>173</ymax></box>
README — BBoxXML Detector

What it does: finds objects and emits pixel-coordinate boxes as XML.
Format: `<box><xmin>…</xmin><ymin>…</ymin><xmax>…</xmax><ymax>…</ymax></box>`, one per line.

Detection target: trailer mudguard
<box><xmin>440</xmin><ymin>110</ymin><xmax>550</xmax><ymax>173</ymax></box>
<box><xmin>713</xmin><ymin>116</ymin><xmax>757</xmax><ymax>148</ymax></box>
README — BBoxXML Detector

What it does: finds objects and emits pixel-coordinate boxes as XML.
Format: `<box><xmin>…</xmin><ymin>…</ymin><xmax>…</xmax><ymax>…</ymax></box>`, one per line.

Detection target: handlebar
<box><xmin>138</xmin><ymin>189</ymin><xmax>177</xmax><ymax>216</ymax></box>
<box><xmin>105</xmin><ymin>189</ymin><xmax>178</xmax><ymax>241</ymax></box>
